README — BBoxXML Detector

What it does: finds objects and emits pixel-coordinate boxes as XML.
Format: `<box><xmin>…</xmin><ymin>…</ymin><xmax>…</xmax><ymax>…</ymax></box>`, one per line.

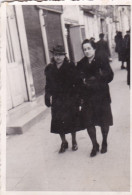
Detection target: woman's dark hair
<box><xmin>82</xmin><ymin>39</ymin><xmax>96</xmax><ymax>50</ymax></box>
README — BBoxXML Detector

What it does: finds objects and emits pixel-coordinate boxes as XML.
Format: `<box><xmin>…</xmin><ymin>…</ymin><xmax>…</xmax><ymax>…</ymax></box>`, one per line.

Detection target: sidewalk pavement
<box><xmin>6</xmin><ymin>55</ymin><xmax>130</xmax><ymax>191</ymax></box>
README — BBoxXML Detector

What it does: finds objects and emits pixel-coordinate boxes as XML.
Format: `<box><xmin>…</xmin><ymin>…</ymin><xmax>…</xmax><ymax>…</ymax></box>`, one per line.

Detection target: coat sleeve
<box><xmin>74</xmin><ymin>61</ymin><xmax>85</xmax><ymax>106</ymax></box>
<box><xmin>106</xmin><ymin>42</ymin><xmax>111</xmax><ymax>58</ymax></box>
<box><xmin>98</xmin><ymin>56</ymin><xmax>114</xmax><ymax>83</ymax></box>
<box><xmin>44</xmin><ymin>65</ymin><xmax>52</xmax><ymax>107</ymax></box>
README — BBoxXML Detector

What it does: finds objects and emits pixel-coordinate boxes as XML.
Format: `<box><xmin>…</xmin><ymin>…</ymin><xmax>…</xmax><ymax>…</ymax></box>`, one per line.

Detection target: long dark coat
<box><xmin>116</xmin><ymin>36</ymin><xmax>126</xmax><ymax>62</ymax></box>
<box><xmin>96</xmin><ymin>39</ymin><xmax>111</xmax><ymax>59</ymax></box>
<box><xmin>114</xmin><ymin>34</ymin><xmax>119</xmax><ymax>52</ymax></box>
<box><xmin>45</xmin><ymin>58</ymin><xmax>77</xmax><ymax>134</ymax></box>
<box><xmin>124</xmin><ymin>34</ymin><xmax>130</xmax><ymax>85</ymax></box>
<box><xmin>76</xmin><ymin>55</ymin><xmax>114</xmax><ymax>128</ymax></box>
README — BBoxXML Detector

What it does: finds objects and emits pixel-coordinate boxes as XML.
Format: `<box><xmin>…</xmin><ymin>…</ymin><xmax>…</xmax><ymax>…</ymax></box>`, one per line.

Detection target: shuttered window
<box><xmin>22</xmin><ymin>5</ymin><xmax>46</xmax><ymax>96</ymax></box>
<box><xmin>43</xmin><ymin>10</ymin><xmax>64</xmax><ymax>58</ymax></box>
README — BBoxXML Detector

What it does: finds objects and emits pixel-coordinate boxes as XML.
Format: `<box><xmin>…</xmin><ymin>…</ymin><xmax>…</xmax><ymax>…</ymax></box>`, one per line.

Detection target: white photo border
<box><xmin>1</xmin><ymin>0</ymin><xmax>132</xmax><ymax>195</ymax></box>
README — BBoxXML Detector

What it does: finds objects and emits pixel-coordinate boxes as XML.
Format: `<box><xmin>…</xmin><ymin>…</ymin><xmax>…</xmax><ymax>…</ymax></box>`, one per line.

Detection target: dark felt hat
<box><xmin>50</xmin><ymin>45</ymin><xmax>66</xmax><ymax>54</ymax></box>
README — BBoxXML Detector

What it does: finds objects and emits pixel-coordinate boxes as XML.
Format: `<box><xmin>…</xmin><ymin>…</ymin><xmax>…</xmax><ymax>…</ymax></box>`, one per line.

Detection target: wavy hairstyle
<box><xmin>82</xmin><ymin>39</ymin><xmax>96</xmax><ymax>51</ymax></box>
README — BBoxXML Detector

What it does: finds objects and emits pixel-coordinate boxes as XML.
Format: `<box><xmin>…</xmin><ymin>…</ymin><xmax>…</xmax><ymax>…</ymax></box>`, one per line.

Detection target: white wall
<box><xmin>63</xmin><ymin>5</ymin><xmax>84</xmax><ymax>25</ymax></box>
<box><xmin>117</xmin><ymin>6</ymin><xmax>130</xmax><ymax>36</ymax></box>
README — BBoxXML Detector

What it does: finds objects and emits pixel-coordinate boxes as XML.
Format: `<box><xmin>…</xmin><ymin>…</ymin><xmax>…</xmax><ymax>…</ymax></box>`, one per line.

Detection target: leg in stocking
<box><xmin>87</xmin><ymin>126</ymin><xmax>99</xmax><ymax>157</ymax></box>
<box><xmin>121</xmin><ymin>61</ymin><xmax>125</xmax><ymax>69</ymax></box>
<box><xmin>101</xmin><ymin>125</ymin><xmax>109</xmax><ymax>153</ymax></box>
<box><xmin>59</xmin><ymin>134</ymin><xmax>68</xmax><ymax>153</ymax></box>
<box><xmin>71</xmin><ymin>132</ymin><xmax>78</xmax><ymax>151</ymax></box>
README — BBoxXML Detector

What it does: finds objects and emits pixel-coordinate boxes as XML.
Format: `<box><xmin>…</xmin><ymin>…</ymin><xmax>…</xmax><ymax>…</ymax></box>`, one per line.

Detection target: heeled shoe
<box><xmin>72</xmin><ymin>141</ymin><xmax>78</xmax><ymax>151</ymax></box>
<box><xmin>90</xmin><ymin>143</ymin><xmax>99</xmax><ymax>157</ymax></box>
<box><xmin>101</xmin><ymin>143</ymin><xmax>107</xmax><ymax>153</ymax></box>
<box><xmin>59</xmin><ymin>141</ymin><xmax>68</xmax><ymax>153</ymax></box>
<box><xmin>121</xmin><ymin>66</ymin><xmax>126</xmax><ymax>70</ymax></box>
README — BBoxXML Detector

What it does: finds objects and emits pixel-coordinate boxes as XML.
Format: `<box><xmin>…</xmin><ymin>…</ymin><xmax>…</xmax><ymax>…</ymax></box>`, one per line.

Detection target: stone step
<box><xmin>6</xmin><ymin>95</ymin><xmax>47</xmax><ymax>135</ymax></box>
<box><xmin>7</xmin><ymin>106</ymin><xmax>47</xmax><ymax>135</ymax></box>
<box><xmin>7</xmin><ymin>95</ymin><xmax>45</xmax><ymax>120</ymax></box>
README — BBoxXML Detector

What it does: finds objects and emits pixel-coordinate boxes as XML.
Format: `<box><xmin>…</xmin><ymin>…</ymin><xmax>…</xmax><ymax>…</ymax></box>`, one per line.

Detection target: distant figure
<box><xmin>115</xmin><ymin>31</ymin><xmax>126</xmax><ymax>69</ymax></box>
<box><xmin>114</xmin><ymin>31</ymin><xmax>119</xmax><ymax>53</ymax></box>
<box><xmin>96</xmin><ymin>33</ymin><xmax>111</xmax><ymax>61</ymax></box>
<box><xmin>124</xmin><ymin>30</ymin><xmax>130</xmax><ymax>86</ymax></box>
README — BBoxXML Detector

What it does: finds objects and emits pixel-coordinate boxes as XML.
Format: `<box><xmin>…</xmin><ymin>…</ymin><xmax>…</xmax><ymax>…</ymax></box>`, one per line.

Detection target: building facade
<box><xmin>6</xmin><ymin>5</ymin><xmax>131</xmax><ymax>111</ymax></box>
<box><xmin>6</xmin><ymin>5</ymin><xmax>65</xmax><ymax>111</ymax></box>
<box><xmin>114</xmin><ymin>5</ymin><xmax>130</xmax><ymax>36</ymax></box>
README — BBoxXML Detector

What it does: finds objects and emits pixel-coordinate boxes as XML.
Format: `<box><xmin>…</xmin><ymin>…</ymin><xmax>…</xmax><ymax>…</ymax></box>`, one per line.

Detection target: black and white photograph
<box><xmin>0</xmin><ymin>1</ymin><xmax>131</xmax><ymax>193</ymax></box>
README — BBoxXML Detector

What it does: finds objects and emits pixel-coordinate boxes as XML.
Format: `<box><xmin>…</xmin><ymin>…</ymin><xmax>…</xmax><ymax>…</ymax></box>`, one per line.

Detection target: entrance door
<box><xmin>6</xmin><ymin>6</ymin><xmax>28</xmax><ymax>110</ymax></box>
<box><xmin>69</xmin><ymin>25</ymin><xmax>84</xmax><ymax>63</ymax></box>
<box><xmin>65</xmin><ymin>24</ymin><xmax>74</xmax><ymax>62</ymax></box>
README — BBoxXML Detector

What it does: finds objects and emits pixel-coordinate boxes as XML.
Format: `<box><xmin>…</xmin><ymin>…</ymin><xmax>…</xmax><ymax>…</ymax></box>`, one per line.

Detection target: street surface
<box><xmin>6</xmin><ymin>55</ymin><xmax>130</xmax><ymax>191</ymax></box>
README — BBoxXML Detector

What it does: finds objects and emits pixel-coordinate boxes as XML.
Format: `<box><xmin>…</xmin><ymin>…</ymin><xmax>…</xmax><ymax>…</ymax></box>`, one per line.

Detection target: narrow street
<box><xmin>6</xmin><ymin>55</ymin><xmax>130</xmax><ymax>191</ymax></box>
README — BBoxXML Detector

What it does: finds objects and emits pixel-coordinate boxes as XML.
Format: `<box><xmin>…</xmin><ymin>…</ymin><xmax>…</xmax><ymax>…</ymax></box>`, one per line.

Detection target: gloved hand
<box><xmin>45</xmin><ymin>93</ymin><xmax>52</xmax><ymax>107</ymax></box>
<box><xmin>85</xmin><ymin>76</ymin><xmax>97</xmax><ymax>88</ymax></box>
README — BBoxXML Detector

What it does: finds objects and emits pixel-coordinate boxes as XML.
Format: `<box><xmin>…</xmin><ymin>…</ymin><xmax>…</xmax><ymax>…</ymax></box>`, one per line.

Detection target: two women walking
<box><xmin>45</xmin><ymin>40</ymin><xmax>114</xmax><ymax>157</ymax></box>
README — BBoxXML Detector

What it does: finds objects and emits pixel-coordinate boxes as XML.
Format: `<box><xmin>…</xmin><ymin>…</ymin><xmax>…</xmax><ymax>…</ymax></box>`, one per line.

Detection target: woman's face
<box><xmin>83</xmin><ymin>43</ymin><xmax>95</xmax><ymax>59</ymax></box>
<box><xmin>54</xmin><ymin>53</ymin><xmax>65</xmax><ymax>64</ymax></box>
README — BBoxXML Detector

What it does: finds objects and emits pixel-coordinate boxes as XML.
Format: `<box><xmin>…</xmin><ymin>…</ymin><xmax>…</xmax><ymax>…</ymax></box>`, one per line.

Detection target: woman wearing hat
<box><xmin>76</xmin><ymin>39</ymin><xmax>114</xmax><ymax>157</ymax></box>
<box><xmin>45</xmin><ymin>45</ymin><xmax>78</xmax><ymax>153</ymax></box>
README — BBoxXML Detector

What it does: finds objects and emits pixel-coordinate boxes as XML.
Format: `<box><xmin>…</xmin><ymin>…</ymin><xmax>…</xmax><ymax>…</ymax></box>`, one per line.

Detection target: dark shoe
<box><xmin>59</xmin><ymin>141</ymin><xmax>68</xmax><ymax>153</ymax></box>
<box><xmin>121</xmin><ymin>66</ymin><xmax>126</xmax><ymax>69</ymax></box>
<box><xmin>90</xmin><ymin>143</ymin><xmax>99</xmax><ymax>157</ymax></box>
<box><xmin>72</xmin><ymin>141</ymin><xmax>78</xmax><ymax>151</ymax></box>
<box><xmin>101</xmin><ymin>143</ymin><xmax>107</xmax><ymax>154</ymax></box>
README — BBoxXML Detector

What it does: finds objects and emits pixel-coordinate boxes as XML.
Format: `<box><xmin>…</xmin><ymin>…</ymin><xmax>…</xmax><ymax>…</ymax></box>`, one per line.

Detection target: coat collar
<box><xmin>52</xmin><ymin>58</ymin><xmax>68</xmax><ymax>71</ymax></box>
<box><xmin>83</xmin><ymin>56</ymin><xmax>96</xmax><ymax>64</ymax></box>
